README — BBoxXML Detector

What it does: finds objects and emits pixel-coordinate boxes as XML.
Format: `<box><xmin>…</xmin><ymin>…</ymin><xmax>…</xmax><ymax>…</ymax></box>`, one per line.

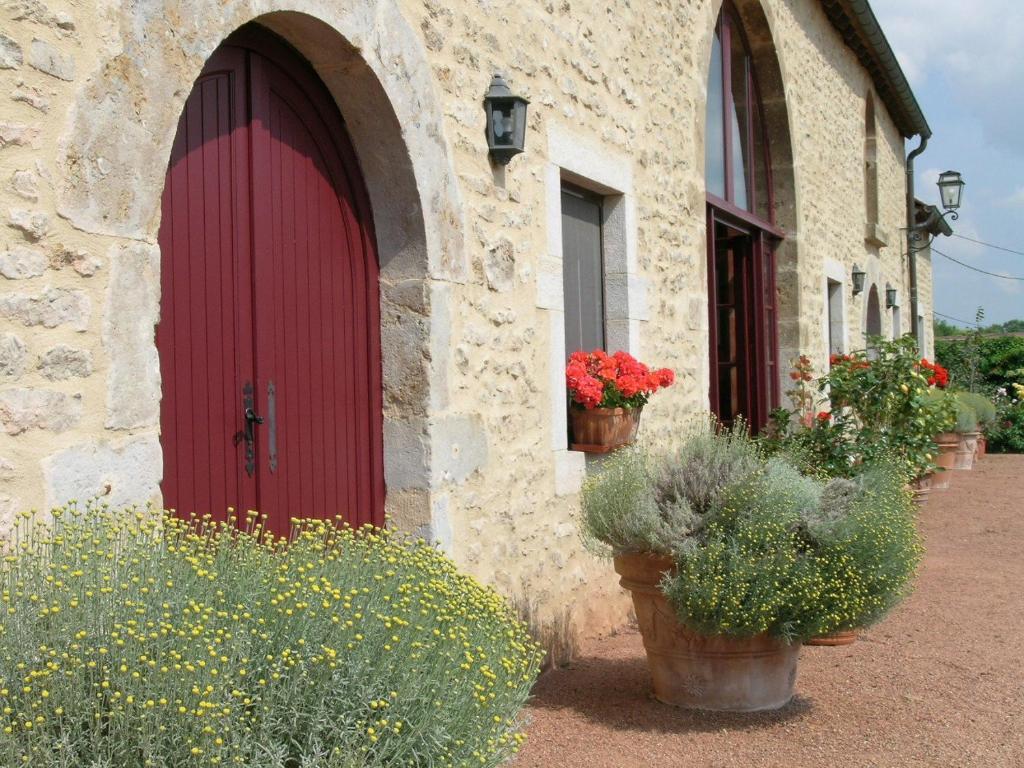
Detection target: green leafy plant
<box><xmin>0</xmin><ymin>506</ymin><xmax>542</xmax><ymax>768</ymax></box>
<box><xmin>988</xmin><ymin>384</ymin><xmax>1024</xmax><ymax>453</ymax></box>
<box><xmin>936</xmin><ymin>332</ymin><xmax>1024</xmax><ymax>393</ymax></box>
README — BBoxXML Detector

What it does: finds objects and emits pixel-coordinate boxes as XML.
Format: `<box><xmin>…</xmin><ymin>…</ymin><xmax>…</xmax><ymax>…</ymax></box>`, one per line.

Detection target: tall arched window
<box><xmin>705</xmin><ymin>2</ymin><xmax>783</xmax><ymax>431</ymax></box>
<box><xmin>865</xmin><ymin>93</ymin><xmax>880</xmax><ymax>237</ymax></box>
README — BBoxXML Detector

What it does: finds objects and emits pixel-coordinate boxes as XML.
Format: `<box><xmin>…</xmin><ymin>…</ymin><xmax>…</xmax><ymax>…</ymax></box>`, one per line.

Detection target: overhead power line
<box><xmin>931</xmin><ymin>247</ymin><xmax>1024</xmax><ymax>281</ymax></box>
<box><xmin>933</xmin><ymin>310</ymin><xmax>980</xmax><ymax>328</ymax></box>
<box><xmin>952</xmin><ymin>233</ymin><xmax>1024</xmax><ymax>257</ymax></box>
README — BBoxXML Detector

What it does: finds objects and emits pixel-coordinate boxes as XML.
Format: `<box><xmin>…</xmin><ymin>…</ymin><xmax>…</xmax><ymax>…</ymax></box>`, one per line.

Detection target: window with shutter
<box><xmin>561</xmin><ymin>184</ymin><xmax>606</xmax><ymax>356</ymax></box>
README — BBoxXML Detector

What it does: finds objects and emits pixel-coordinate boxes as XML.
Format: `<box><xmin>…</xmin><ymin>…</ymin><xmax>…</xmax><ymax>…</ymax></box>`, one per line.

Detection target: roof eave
<box><xmin>819</xmin><ymin>0</ymin><xmax>931</xmax><ymax>139</ymax></box>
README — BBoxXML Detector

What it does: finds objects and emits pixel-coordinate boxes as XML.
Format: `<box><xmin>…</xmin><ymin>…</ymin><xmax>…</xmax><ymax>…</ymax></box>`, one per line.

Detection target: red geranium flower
<box><xmin>565</xmin><ymin>350</ymin><xmax>676</xmax><ymax>409</ymax></box>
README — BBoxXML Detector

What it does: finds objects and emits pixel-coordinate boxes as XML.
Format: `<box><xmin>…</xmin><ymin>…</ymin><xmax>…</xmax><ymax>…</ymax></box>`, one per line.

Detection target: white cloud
<box><xmin>996</xmin><ymin>273</ymin><xmax>1022</xmax><ymax>296</ymax></box>
<box><xmin>872</xmin><ymin>0</ymin><xmax>1024</xmax><ymax>153</ymax></box>
<box><xmin>1002</xmin><ymin>187</ymin><xmax>1024</xmax><ymax>209</ymax></box>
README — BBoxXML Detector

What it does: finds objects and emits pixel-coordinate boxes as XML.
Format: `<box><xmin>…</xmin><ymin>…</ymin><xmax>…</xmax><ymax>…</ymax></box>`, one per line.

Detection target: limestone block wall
<box><xmin>0</xmin><ymin>0</ymin><xmax>932</xmax><ymax>638</ymax></box>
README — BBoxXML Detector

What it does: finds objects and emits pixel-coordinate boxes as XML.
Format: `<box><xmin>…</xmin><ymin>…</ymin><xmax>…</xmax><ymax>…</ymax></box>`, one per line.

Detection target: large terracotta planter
<box><xmin>805</xmin><ymin>629</ymin><xmax>857</xmax><ymax>646</ymax></box>
<box><xmin>613</xmin><ymin>553</ymin><xmax>800</xmax><ymax>711</ymax></box>
<box><xmin>955</xmin><ymin>431</ymin><xmax>980</xmax><ymax>471</ymax></box>
<box><xmin>569</xmin><ymin>406</ymin><xmax>641</xmax><ymax>453</ymax></box>
<box><xmin>909</xmin><ymin>475</ymin><xmax>931</xmax><ymax>509</ymax></box>
<box><xmin>931</xmin><ymin>432</ymin><xmax>959</xmax><ymax>490</ymax></box>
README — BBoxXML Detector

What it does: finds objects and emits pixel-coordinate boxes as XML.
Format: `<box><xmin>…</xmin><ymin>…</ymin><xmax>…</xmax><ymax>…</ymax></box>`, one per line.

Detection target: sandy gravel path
<box><xmin>516</xmin><ymin>454</ymin><xmax>1024</xmax><ymax>768</ymax></box>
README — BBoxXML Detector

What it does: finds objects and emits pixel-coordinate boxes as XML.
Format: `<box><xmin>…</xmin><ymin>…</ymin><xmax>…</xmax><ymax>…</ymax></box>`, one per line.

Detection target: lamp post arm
<box><xmin>908</xmin><ymin>208</ymin><xmax>958</xmax><ymax>254</ymax></box>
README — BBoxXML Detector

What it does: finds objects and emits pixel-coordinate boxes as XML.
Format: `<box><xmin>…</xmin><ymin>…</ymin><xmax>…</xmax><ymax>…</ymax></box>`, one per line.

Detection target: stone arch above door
<box><xmin>57</xmin><ymin>2</ymin><xmax>463</xmax><ymax>284</ymax></box>
<box><xmin>53</xmin><ymin>1</ymin><xmax>465</xmax><ymax>532</ymax></box>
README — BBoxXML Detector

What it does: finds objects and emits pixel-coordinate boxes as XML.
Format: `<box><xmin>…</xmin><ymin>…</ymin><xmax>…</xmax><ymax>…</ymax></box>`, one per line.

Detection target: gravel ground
<box><xmin>515</xmin><ymin>454</ymin><xmax>1024</xmax><ymax>768</ymax></box>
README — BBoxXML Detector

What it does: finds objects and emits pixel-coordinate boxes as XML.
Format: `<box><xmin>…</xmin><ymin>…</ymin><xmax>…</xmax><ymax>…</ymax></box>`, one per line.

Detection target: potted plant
<box><xmin>952</xmin><ymin>393</ymin><xmax>980</xmax><ymax>470</ymax></box>
<box><xmin>580</xmin><ymin>424</ymin><xmax>921</xmax><ymax>711</ymax></box>
<box><xmin>959</xmin><ymin>391</ymin><xmax>996</xmax><ymax>459</ymax></box>
<box><xmin>565</xmin><ymin>350</ymin><xmax>674</xmax><ymax>453</ymax></box>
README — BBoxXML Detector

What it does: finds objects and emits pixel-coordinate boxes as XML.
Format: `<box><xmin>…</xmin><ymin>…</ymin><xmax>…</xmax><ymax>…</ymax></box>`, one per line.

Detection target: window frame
<box><xmin>705</xmin><ymin>3</ymin><xmax>782</xmax><ymax>432</ymax></box>
<box><xmin>705</xmin><ymin>2</ymin><xmax>776</xmax><ymax>230</ymax></box>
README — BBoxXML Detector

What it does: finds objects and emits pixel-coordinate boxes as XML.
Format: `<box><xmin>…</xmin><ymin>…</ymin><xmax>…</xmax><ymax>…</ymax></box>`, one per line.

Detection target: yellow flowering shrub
<box><xmin>0</xmin><ymin>506</ymin><xmax>542</xmax><ymax>767</ymax></box>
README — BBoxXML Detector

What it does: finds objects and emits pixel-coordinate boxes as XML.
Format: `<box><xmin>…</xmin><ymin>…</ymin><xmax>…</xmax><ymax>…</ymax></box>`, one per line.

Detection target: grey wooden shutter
<box><xmin>561</xmin><ymin>185</ymin><xmax>605</xmax><ymax>356</ymax></box>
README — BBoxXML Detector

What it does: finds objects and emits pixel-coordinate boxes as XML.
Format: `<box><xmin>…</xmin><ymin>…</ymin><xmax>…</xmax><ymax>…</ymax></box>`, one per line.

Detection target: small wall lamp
<box><xmin>851</xmin><ymin>264</ymin><xmax>866</xmax><ymax>295</ymax></box>
<box><xmin>484</xmin><ymin>73</ymin><xmax>529</xmax><ymax>166</ymax></box>
<box><xmin>886</xmin><ymin>284</ymin><xmax>898</xmax><ymax>309</ymax></box>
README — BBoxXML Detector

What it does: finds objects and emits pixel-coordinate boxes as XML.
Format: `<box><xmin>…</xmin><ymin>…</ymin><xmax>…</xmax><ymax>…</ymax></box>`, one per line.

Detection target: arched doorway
<box><xmin>156</xmin><ymin>24</ymin><xmax>385</xmax><ymax>534</ymax></box>
<box><xmin>705</xmin><ymin>1</ymin><xmax>786</xmax><ymax>431</ymax></box>
<box><xmin>866</xmin><ymin>284</ymin><xmax>882</xmax><ymax>338</ymax></box>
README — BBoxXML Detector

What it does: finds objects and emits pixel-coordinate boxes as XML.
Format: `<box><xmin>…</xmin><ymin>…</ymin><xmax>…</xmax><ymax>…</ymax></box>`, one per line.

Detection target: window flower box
<box><xmin>565</xmin><ymin>350</ymin><xmax>674</xmax><ymax>453</ymax></box>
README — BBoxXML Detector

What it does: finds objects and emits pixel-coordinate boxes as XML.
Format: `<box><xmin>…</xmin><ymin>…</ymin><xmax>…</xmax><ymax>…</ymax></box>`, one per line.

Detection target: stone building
<box><xmin>0</xmin><ymin>0</ymin><xmax>935</xmax><ymax>635</ymax></box>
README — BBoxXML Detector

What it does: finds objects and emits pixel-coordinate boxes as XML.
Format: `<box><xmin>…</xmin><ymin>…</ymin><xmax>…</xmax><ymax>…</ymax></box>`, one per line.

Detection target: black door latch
<box><xmin>242</xmin><ymin>383</ymin><xmax>264</xmax><ymax>477</ymax></box>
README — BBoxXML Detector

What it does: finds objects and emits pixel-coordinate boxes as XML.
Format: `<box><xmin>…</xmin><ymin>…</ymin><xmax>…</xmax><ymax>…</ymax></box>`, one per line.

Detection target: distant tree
<box><xmin>934</xmin><ymin>317</ymin><xmax>960</xmax><ymax>337</ymax></box>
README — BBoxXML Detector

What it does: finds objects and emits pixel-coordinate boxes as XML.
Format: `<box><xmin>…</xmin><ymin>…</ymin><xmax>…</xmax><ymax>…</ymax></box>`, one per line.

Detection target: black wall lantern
<box><xmin>886</xmin><ymin>283</ymin><xmax>898</xmax><ymax>309</ymax></box>
<box><xmin>851</xmin><ymin>264</ymin><xmax>866</xmax><ymax>295</ymax></box>
<box><xmin>484</xmin><ymin>73</ymin><xmax>529</xmax><ymax>166</ymax></box>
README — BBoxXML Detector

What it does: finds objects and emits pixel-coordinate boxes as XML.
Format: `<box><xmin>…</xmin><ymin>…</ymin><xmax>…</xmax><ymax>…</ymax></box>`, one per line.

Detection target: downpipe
<box><xmin>906</xmin><ymin>134</ymin><xmax>929</xmax><ymax>346</ymax></box>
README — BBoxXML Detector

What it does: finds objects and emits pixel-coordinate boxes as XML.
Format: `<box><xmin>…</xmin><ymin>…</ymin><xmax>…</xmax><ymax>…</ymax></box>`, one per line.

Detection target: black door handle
<box><xmin>267</xmin><ymin>381</ymin><xmax>277</xmax><ymax>473</ymax></box>
<box><xmin>242</xmin><ymin>383</ymin><xmax>263</xmax><ymax>477</ymax></box>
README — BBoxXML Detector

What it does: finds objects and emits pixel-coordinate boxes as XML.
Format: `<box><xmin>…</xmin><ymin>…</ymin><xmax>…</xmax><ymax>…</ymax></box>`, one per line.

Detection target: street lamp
<box><xmin>886</xmin><ymin>284</ymin><xmax>898</xmax><ymax>309</ymax></box>
<box><xmin>910</xmin><ymin>170</ymin><xmax>966</xmax><ymax>251</ymax></box>
<box><xmin>937</xmin><ymin>170</ymin><xmax>965</xmax><ymax>212</ymax></box>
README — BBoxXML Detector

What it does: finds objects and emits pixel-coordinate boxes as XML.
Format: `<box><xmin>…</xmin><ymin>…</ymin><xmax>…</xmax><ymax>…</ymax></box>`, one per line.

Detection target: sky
<box><xmin>871</xmin><ymin>0</ymin><xmax>1024</xmax><ymax>327</ymax></box>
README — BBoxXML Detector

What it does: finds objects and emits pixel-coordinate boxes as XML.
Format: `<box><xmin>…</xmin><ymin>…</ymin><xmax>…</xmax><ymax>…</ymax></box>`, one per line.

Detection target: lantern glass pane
<box><xmin>513</xmin><ymin>100</ymin><xmax>528</xmax><ymax>150</ymax></box>
<box><xmin>939</xmin><ymin>178</ymin><xmax>962</xmax><ymax>210</ymax></box>
<box><xmin>491</xmin><ymin>105</ymin><xmax>514</xmax><ymax>146</ymax></box>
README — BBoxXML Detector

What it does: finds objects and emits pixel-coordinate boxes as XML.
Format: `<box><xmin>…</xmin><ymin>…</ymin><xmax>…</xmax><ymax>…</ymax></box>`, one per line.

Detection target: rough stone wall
<box><xmin>0</xmin><ymin>0</ymin><xmax>930</xmax><ymax>638</ymax></box>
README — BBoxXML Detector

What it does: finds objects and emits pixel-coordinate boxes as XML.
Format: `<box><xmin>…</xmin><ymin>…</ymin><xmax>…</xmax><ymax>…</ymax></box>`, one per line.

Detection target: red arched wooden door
<box><xmin>157</xmin><ymin>26</ymin><xmax>385</xmax><ymax>535</ymax></box>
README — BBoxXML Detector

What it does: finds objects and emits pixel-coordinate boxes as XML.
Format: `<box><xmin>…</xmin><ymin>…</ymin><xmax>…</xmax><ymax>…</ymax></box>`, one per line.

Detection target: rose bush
<box><xmin>765</xmin><ymin>337</ymin><xmax>956</xmax><ymax>480</ymax></box>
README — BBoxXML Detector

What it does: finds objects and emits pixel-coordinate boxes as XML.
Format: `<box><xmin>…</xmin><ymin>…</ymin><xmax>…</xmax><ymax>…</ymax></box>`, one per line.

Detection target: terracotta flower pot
<box><xmin>976</xmin><ymin>434</ymin><xmax>987</xmax><ymax>459</ymax></box>
<box><xmin>805</xmin><ymin>629</ymin><xmax>858</xmax><ymax>646</ymax></box>
<box><xmin>931</xmin><ymin>432</ymin><xmax>959</xmax><ymax>490</ymax></box>
<box><xmin>613</xmin><ymin>553</ymin><xmax>800</xmax><ymax>712</ymax></box>
<box><xmin>569</xmin><ymin>406</ymin><xmax>641</xmax><ymax>453</ymax></box>
<box><xmin>908</xmin><ymin>474</ymin><xmax>931</xmax><ymax>509</ymax></box>
<box><xmin>954</xmin><ymin>431</ymin><xmax>980</xmax><ymax>471</ymax></box>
